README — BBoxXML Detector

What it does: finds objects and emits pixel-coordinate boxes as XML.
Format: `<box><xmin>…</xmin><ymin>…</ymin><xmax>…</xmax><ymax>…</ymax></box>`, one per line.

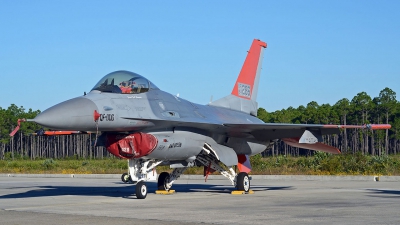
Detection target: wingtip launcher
<box><xmin>323</xmin><ymin>124</ymin><xmax>392</xmax><ymax>130</ymax></box>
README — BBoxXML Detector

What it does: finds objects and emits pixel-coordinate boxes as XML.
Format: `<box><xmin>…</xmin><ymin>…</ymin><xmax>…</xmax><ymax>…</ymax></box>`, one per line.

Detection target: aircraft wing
<box><xmin>224</xmin><ymin>123</ymin><xmax>343</xmax><ymax>154</ymax></box>
<box><xmin>122</xmin><ymin>117</ymin><xmax>390</xmax><ymax>141</ymax></box>
<box><xmin>223</xmin><ymin>123</ymin><xmax>391</xmax><ymax>154</ymax></box>
<box><xmin>223</xmin><ymin>123</ymin><xmax>391</xmax><ymax>141</ymax></box>
<box><xmin>223</xmin><ymin>123</ymin><xmax>339</xmax><ymax>140</ymax></box>
<box><xmin>125</xmin><ymin>118</ymin><xmax>390</xmax><ymax>154</ymax></box>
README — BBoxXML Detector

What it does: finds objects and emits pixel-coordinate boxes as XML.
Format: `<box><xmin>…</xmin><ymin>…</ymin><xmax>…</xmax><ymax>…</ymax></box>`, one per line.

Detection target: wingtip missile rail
<box><xmin>323</xmin><ymin>124</ymin><xmax>391</xmax><ymax>130</ymax></box>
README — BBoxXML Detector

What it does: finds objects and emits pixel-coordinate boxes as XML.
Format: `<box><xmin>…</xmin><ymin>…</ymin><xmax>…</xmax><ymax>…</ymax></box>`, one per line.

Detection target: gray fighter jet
<box><xmin>11</xmin><ymin>39</ymin><xmax>391</xmax><ymax>199</ymax></box>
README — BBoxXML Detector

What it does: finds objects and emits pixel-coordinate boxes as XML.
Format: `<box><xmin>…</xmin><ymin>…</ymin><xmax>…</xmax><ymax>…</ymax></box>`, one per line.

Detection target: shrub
<box><xmin>42</xmin><ymin>159</ymin><xmax>57</xmax><ymax>169</ymax></box>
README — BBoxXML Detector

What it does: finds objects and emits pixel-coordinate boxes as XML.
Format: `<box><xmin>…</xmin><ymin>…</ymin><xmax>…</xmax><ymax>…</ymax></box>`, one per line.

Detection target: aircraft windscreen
<box><xmin>91</xmin><ymin>71</ymin><xmax>159</xmax><ymax>94</ymax></box>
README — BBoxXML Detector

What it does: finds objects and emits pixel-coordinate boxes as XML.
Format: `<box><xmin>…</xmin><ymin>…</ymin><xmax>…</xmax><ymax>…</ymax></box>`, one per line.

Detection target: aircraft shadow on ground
<box><xmin>366</xmin><ymin>189</ymin><xmax>400</xmax><ymax>199</ymax></box>
<box><xmin>0</xmin><ymin>182</ymin><xmax>292</xmax><ymax>199</ymax></box>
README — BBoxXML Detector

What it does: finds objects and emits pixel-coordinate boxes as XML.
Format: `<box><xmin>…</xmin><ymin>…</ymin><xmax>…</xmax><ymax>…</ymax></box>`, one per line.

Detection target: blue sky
<box><xmin>1</xmin><ymin>1</ymin><xmax>399</xmax><ymax>112</ymax></box>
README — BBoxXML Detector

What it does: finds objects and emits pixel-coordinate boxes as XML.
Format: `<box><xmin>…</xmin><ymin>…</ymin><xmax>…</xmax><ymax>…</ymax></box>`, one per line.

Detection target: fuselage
<box><xmin>32</xmin><ymin>71</ymin><xmax>269</xmax><ymax>161</ymax></box>
<box><xmin>34</xmin><ymin>88</ymin><xmax>265</xmax><ymax>132</ymax></box>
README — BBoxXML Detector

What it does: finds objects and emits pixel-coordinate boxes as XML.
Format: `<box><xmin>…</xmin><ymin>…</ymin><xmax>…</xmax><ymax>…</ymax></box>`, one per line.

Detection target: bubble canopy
<box><xmin>91</xmin><ymin>71</ymin><xmax>159</xmax><ymax>94</ymax></box>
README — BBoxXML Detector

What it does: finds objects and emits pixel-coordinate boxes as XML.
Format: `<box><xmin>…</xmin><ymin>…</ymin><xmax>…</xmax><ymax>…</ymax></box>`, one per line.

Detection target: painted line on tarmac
<box><xmin>1</xmin><ymin>173</ymin><xmax>400</xmax><ymax>181</ymax></box>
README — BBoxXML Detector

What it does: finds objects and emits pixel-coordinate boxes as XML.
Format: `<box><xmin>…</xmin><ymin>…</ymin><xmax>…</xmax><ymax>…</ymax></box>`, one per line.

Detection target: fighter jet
<box><xmin>10</xmin><ymin>39</ymin><xmax>391</xmax><ymax>199</ymax></box>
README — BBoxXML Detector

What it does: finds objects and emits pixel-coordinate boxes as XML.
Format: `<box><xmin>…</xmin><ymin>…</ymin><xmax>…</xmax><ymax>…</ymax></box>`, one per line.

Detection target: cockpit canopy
<box><xmin>91</xmin><ymin>71</ymin><xmax>159</xmax><ymax>94</ymax></box>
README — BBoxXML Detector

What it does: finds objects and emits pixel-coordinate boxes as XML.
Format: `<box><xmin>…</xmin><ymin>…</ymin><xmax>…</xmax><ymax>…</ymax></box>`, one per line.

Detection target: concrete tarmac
<box><xmin>0</xmin><ymin>176</ymin><xmax>399</xmax><ymax>225</ymax></box>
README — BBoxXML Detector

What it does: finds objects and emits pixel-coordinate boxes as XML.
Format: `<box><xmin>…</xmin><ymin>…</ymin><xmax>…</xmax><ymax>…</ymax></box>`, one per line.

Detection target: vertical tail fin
<box><xmin>209</xmin><ymin>39</ymin><xmax>267</xmax><ymax>116</ymax></box>
<box><xmin>232</xmin><ymin>39</ymin><xmax>267</xmax><ymax>101</ymax></box>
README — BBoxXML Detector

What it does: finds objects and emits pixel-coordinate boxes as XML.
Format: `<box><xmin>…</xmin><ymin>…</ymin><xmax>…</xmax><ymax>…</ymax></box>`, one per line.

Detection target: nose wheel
<box><xmin>135</xmin><ymin>181</ymin><xmax>148</xmax><ymax>199</ymax></box>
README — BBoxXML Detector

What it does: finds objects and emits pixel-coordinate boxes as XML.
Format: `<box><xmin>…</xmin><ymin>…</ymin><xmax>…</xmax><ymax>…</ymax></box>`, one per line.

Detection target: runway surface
<box><xmin>0</xmin><ymin>176</ymin><xmax>399</xmax><ymax>225</ymax></box>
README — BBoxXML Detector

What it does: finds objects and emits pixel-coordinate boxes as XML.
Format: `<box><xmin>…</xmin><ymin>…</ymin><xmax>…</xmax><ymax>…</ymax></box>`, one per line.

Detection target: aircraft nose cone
<box><xmin>34</xmin><ymin>97</ymin><xmax>98</xmax><ymax>131</ymax></box>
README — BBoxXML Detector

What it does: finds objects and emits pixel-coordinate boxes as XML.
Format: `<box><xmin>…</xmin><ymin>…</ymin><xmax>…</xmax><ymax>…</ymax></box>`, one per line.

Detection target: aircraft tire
<box><xmin>121</xmin><ymin>173</ymin><xmax>130</xmax><ymax>183</ymax></box>
<box><xmin>135</xmin><ymin>181</ymin><xmax>147</xmax><ymax>199</ymax></box>
<box><xmin>157</xmin><ymin>172</ymin><xmax>170</xmax><ymax>191</ymax></box>
<box><xmin>236</xmin><ymin>172</ymin><xmax>250</xmax><ymax>192</ymax></box>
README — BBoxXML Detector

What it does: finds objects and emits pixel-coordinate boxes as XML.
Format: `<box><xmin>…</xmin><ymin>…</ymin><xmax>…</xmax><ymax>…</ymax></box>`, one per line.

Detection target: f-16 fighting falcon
<box><xmin>10</xmin><ymin>39</ymin><xmax>391</xmax><ymax>199</ymax></box>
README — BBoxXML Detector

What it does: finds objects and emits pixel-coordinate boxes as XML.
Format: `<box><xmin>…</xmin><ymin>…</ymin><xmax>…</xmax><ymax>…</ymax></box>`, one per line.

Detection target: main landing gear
<box><xmin>196</xmin><ymin>151</ymin><xmax>251</xmax><ymax>193</ymax></box>
<box><xmin>155</xmin><ymin>164</ymin><xmax>251</xmax><ymax>193</ymax></box>
<box><xmin>123</xmin><ymin>150</ymin><xmax>251</xmax><ymax>199</ymax></box>
<box><xmin>236</xmin><ymin>172</ymin><xmax>250</xmax><ymax>192</ymax></box>
<box><xmin>155</xmin><ymin>149</ymin><xmax>252</xmax><ymax>194</ymax></box>
<box><xmin>157</xmin><ymin>172</ymin><xmax>170</xmax><ymax>191</ymax></box>
<box><xmin>157</xmin><ymin>167</ymin><xmax>188</xmax><ymax>191</ymax></box>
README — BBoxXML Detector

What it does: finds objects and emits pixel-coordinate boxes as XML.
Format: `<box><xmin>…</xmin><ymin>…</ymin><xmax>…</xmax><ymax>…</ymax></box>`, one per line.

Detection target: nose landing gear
<box><xmin>135</xmin><ymin>181</ymin><xmax>148</xmax><ymax>199</ymax></box>
<box><xmin>122</xmin><ymin>159</ymin><xmax>163</xmax><ymax>199</ymax></box>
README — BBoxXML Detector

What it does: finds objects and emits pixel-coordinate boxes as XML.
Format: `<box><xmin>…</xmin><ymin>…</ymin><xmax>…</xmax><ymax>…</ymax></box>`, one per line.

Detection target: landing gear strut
<box><xmin>196</xmin><ymin>149</ymin><xmax>251</xmax><ymax>193</ymax></box>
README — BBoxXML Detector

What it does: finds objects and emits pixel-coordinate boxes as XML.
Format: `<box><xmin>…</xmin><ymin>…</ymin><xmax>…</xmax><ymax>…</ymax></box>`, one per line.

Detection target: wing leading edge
<box><xmin>224</xmin><ymin>123</ymin><xmax>391</xmax><ymax>140</ymax></box>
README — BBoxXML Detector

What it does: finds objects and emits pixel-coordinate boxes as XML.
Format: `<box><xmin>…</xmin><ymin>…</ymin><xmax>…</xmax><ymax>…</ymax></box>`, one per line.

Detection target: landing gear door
<box><xmin>208</xmin><ymin>144</ymin><xmax>238</xmax><ymax>167</ymax></box>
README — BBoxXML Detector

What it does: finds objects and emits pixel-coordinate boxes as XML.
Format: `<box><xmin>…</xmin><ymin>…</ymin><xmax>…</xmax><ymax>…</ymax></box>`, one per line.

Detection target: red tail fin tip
<box><xmin>231</xmin><ymin>39</ymin><xmax>267</xmax><ymax>101</ymax></box>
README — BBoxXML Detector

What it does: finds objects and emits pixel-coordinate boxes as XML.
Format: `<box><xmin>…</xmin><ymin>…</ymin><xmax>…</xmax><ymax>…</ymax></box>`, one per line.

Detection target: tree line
<box><xmin>258</xmin><ymin>87</ymin><xmax>399</xmax><ymax>156</ymax></box>
<box><xmin>0</xmin><ymin>104</ymin><xmax>110</xmax><ymax>160</ymax></box>
<box><xmin>0</xmin><ymin>87</ymin><xmax>399</xmax><ymax>160</ymax></box>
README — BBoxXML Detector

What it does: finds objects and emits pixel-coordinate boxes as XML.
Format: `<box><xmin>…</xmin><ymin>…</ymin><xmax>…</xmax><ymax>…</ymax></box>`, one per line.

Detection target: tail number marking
<box><xmin>238</xmin><ymin>83</ymin><xmax>251</xmax><ymax>98</ymax></box>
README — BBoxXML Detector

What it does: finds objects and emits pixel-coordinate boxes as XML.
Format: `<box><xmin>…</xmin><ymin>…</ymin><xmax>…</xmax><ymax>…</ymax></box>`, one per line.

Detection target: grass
<box><xmin>250</xmin><ymin>152</ymin><xmax>400</xmax><ymax>175</ymax></box>
<box><xmin>0</xmin><ymin>158</ymin><xmax>128</xmax><ymax>174</ymax></box>
<box><xmin>1</xmin><ymin>152</ymin><xmax>400</xmax><ymax>175</ymax></box>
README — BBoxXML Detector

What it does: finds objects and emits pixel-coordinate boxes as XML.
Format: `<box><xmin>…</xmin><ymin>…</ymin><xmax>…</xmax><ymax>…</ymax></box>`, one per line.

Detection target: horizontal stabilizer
<box><xmin>299</xmin><ymin>130</ymin><xmax>322</xmax><ymax>143</ymax></box>
<box><xmin>282</xmin><ymin>138</ymin><xmax>341</xmax><ymax>154</ymax></box>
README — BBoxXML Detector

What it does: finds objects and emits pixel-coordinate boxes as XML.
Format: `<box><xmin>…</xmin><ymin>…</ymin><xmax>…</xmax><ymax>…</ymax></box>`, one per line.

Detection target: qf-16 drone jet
<box><xmin>11</xmin><ymin>39</ymin><xmax>391</xmax><ymax>199</ymax></box>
